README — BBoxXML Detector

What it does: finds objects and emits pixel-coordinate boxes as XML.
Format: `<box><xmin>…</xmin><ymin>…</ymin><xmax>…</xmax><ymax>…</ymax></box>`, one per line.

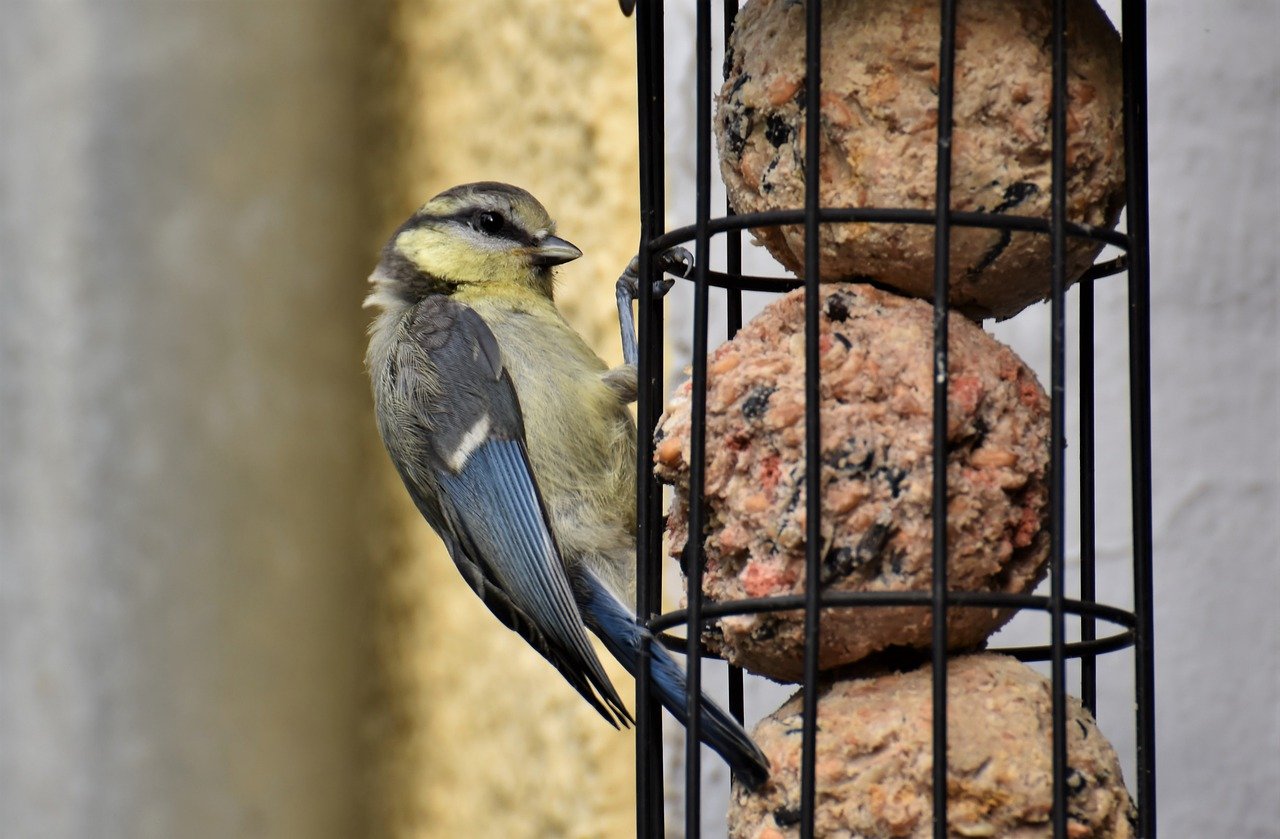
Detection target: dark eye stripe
<box><xmin>401</xmin><ymin>208</ymin><xmax>536</xmax><ymax>247</ymax></box>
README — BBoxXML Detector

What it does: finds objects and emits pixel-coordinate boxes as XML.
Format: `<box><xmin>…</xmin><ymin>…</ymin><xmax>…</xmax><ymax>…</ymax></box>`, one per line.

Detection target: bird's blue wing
<box><xmin>436</xmin><ymin>437</ymin><xmax>632</xmax><ymax>727</ymax></box>
<box><xmin>393</xmin><ymin>296</ymin><xmax>631</xmax><ymax>727</ymax></box>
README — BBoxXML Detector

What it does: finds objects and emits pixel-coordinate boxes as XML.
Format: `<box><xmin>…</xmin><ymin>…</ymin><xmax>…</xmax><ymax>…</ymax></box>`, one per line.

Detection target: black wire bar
<box><xmin>1047</xmin><ymin>0</ymin><xmax>1071</xmax><ymax>835</ymax></box>
<box><xmin>929</xmin><ymin>1</ymin><xmax>959</xmax><ymax>832</ymax></box>
<box><xmin>723</xmin><ymin>0</ymin><xmax>747</xmax><ymax>730</ymax></box>
<box><xmin>1122</xmin><ymin>1</ymin><xmax>1158</xmax><ymax>834</ymax></box>
<box><xmin>633</xmin><ymin>3</ymin><xmax>665</xmax><ymax>836</ymax></box>
<box><xmin>1080</xmin><ymin>274</ymin><xmax>1099</xmax><ymax>716</ymax></box>
<box><xmin>626</xmin><ymin>1</ymin><xmax>1154</xmax><ymax>837</ymax></box>
<box><xmin>797</xmin><ymin>0</ymin><xmax>824</xmax><ymax>835</ymax></box>
<box><xmin>683</xmin><ymin>2</ymin><xmax>714</xmax><ymax>833</ymax></box>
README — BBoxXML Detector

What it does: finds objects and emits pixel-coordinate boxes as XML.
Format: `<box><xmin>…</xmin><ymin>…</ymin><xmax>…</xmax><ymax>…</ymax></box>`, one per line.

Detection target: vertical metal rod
<box><xmin>798</xmin><ymin>2</ymin><xmax>823</xmax><ymax>837</ymax></box>
<box><xmin>634</xmin><ymin>3</ymin><xmax>666</xmax><ymax>836</ymax></box>
<box><xmin>724</xmin><ymin>0</ymin><xmax>744</xmax><ymax>345</ymax></box>
<box><xmin>724</xmin><ymin>0</ymin><xmax>746</xmax><ymax>734</ymax></box>
<box><xmin>1121</xmin><ymin>1</ymin><xmax>1157</xmax><ymax>834</ymax></box>
<box><xmin>1080</xmin><ymin>275</ymin><xmax>1098</xmax><ymax>716</ymax></box>
<box><xmin>1048</xmin><ymin>0</ymin><xmax>1070</xmax><ymax>835</ymax></box>
<box><xmin>930</xmin><ymin>1</ymin><xmax>958</xmax><ymax>836</ymax></box>
<box><xmin>684</xmin><ymin>3</ymin><xmax>714</xmax><ymax>836</ymax></box>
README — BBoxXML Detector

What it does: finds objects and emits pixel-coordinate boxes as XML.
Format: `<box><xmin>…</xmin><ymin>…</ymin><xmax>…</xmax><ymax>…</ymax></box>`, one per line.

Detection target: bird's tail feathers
<box><xmin>572</xmin><ymin>568</ymin><xmax>771</xmax><ymax>788</ymax></box>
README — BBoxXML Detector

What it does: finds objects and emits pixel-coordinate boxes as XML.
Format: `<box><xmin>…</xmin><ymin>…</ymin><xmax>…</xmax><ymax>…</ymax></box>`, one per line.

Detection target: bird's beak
<box><xmin>529</xmin><ymin>235</ymin><xmax>583</xmax><ymax>267</ymax></box>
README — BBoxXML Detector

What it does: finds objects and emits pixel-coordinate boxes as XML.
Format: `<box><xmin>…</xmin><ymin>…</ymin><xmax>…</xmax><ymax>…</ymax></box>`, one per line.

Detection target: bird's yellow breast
<box><xmin>458</xmin><ymin>290</ymin><xmax>637</xmax><ymax>595</ymax></box>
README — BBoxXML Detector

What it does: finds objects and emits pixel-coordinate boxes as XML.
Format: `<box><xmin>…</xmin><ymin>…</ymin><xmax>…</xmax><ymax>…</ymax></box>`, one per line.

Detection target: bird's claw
<box><xmin>656</xmin><ymin>246</ymin><xmax>695</xmax><ymax>280</ymax></box>
<box><xmin>616</xmin><ymin>247</ymin><xmax>692</xmax><ymax>367</ymax></box>
<box><xmin>618</xmin><ymin>247</ymin><xmax>689</xmax><ymax>301</ymax></box>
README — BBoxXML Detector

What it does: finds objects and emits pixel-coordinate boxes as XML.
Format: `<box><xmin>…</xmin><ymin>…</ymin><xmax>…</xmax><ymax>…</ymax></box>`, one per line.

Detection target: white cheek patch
<box><xmin>448</xmin><ymin>414</ymin><xmax>492</xmax><ymax>472</ymax></box>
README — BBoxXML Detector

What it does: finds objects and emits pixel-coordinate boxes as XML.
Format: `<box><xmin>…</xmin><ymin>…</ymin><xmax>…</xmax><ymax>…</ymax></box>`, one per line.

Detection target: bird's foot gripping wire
<box><xmin>616</xmin><ymin>246</ymin><xmax>693</xmax><ymax>367</ymax></box>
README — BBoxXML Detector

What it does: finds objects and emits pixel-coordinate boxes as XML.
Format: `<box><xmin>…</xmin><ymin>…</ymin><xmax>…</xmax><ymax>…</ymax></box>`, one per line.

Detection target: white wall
<box><xmin>660</xmin><ymin>3</ymin><xmax>1279</xmax><ymax>837</ymax></box>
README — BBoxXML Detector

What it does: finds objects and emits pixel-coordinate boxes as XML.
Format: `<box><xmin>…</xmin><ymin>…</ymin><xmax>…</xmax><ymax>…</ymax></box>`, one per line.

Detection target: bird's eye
<box><xmin>475</xmin><ymin>211</ymin><xmax>505</xmax><ymax>235</ymax></box>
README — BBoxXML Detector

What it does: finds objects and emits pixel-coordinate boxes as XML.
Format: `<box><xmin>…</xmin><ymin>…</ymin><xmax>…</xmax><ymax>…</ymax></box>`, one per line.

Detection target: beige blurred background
<box><xmin>2</xmin><ymin>2</ymin><xmax>1277</xmax><ymax>839</ymax></box>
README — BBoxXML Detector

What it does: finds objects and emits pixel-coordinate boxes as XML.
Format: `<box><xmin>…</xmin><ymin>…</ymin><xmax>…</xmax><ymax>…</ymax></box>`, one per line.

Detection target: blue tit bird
<box><xmin>364</xmin><ymin>181</ymin><xmax>770</xmax><ymax>787</ymax></box>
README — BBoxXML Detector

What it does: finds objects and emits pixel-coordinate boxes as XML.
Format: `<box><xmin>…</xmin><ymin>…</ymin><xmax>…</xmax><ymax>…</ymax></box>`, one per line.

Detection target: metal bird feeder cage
<box><xmin>624</xmin><ymin>1</ymin><xmax>1156</xmax><ymax>837</ymax></box>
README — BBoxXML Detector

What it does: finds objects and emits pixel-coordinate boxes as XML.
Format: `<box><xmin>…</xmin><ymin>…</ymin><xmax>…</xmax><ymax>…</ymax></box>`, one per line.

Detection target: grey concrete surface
<box><xmin>2</xmin><ymin>3</ymin><xmax>385</xmax><ymax>837</ymax></box>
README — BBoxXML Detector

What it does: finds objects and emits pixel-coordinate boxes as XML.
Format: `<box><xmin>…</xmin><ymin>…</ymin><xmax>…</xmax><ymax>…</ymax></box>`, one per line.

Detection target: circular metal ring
<box><xmin>648</xmin><ymin>592</ymin><xmax>1137</xmax><ymax>664</ymax></box>
<box><xmin>649</xmin><ymin>207</ymin><xmax>1130</xmax><ymax>255</ymax></box>
<box><xmin>671</xmin><ymin>254</ymin><xmax>1129</xmax><ymax>293</ymax></box>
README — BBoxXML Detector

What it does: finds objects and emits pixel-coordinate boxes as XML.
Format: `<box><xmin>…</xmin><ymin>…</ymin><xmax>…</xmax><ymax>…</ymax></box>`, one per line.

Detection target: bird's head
<box><xmin>365</xmin><ymin>182</ymin><xmax>581</xmax><ymax>309</ymax></box>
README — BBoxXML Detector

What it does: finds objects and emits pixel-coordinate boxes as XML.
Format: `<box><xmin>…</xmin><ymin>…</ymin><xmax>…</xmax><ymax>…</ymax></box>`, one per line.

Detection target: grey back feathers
<box><xmin>369</xmin><ymin>294</ymin><xmax>631</xmax><ymax>727</ymax></box>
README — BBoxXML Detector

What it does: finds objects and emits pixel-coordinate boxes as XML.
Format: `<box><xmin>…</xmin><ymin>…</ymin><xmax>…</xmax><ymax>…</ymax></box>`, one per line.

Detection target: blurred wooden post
<box><xmin>367</xmin><ymin>2</ymin><xmax>640</xmax><ymax>837</ymax></box>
